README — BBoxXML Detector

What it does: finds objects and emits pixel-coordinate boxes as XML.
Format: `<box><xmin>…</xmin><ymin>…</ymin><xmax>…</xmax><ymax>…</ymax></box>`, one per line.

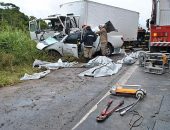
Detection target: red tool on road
<box><xmin>96</xmin><ymin>100</ymin><xmax>124</xmax><ymax>122</ymax></box>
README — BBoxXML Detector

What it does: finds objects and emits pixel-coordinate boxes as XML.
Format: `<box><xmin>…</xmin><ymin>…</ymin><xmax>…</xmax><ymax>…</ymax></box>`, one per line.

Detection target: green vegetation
<box><xmin>0</xmin><ymin>3</ymin><xmax>51</xmax><ymax>87</ymax></box>
<box><xmin>0</xmin><ymin>2</ymin><xmax>29</xmax><ymax>30</ymax></box>
<box><xmin>0</xmin><ymin>65</ymin><xmax>39</xmax><ymax>87</ymax></box>
<box><xmin>0</xmin><ymin>25</ymin><xmax>52</xmax><ymax>87</ymax></box>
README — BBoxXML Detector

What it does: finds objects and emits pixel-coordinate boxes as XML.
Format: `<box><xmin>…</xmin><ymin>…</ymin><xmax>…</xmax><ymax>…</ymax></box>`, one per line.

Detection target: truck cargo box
<box><xmin>59</xmin><ymin>0</ymin><xmax>139</xmax><ymax>42</ymax></box>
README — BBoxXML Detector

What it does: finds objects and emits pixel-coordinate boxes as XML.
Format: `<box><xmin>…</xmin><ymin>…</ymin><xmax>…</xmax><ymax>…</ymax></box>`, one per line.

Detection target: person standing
<box><xmin>81</xmin><ymin>26</ymin><xmax>97</xmax><ymax>61</ymax></box>
<box><xmin>96</xmin><ymin>25</ymin><xmax>108</xmax><ymax>56</ymax></box>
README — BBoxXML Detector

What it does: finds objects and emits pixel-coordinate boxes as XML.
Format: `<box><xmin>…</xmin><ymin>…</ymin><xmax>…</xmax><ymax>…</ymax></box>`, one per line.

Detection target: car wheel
<box><xmin>48</xmin><ymin>50</ymin><xmax>61</xmax><ymax>57</ymax></box>
<box><xmin>106</xmin><ymin>44</ymin><xmax>113</xmax><ymax>56</ymax></box>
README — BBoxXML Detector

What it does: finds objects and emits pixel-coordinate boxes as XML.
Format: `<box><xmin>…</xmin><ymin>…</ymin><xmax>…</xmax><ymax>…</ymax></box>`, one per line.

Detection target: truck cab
<box><xmin>29</xmin><ymin>14</ymin><xmax>80</xmax><ymax>41</ymax></box>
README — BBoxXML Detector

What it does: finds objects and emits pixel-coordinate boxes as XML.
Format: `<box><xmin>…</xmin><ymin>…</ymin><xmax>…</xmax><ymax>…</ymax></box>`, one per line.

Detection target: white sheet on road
<box><xmin>33</xmin><ymin>59</ymin><xmax>77</xmax><ymax>70</ymax></box>
<box><xmin>117</xmin><ymin>52</ymin><xmax>139</xmax><ymax>65</ymax></box>
<box><xmin>20</xmin><ymin>70</ymin><xmax>51</xmax><ymax>80</ymax></box>
<box><xmin>85</xmin><ymin>56</ymin><xmax>113</xmax><ymax>68</ymax></box>
<box><xmin>21</xmin><ymin>59</ymin><xmax>77</xmax><ymax>81</ymax></box>
<box><xmin>79</xmin><ymin>56</ymin><xmax>122</xmax><ymax>77</ymax></box>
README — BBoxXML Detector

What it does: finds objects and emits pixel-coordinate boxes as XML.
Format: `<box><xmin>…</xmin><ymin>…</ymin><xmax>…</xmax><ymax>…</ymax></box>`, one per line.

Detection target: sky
<box><xmin>0</xmin><ymin>0</ymin><xmax>152</xmax><ymax>28</ymax></box>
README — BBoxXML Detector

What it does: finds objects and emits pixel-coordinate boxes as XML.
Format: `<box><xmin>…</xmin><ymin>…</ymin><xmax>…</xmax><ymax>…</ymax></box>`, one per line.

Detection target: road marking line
<box><xmin>72</xmin><ymin>65</ymin><xmax>138</xmax><ymax>130</ymax></box>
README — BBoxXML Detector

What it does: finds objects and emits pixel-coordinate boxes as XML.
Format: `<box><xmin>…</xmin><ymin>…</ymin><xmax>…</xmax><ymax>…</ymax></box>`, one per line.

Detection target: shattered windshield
<box><xmin>42</xmin><ymin>37</ymin><xmax>58</xmax><ymax>45</ymax></box>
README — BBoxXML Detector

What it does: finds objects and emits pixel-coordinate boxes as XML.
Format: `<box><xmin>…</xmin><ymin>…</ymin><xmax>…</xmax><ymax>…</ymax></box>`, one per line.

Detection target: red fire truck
<box><xmin>150</xmin><ymin>0</ymin><xmax>170</xmax><ymax>52</ymax></box>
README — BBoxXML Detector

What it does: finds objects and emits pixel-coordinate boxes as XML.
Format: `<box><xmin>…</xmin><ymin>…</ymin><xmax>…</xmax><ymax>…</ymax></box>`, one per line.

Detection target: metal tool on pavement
<box><xmin>110</xmin><ymin>84</ymin><xmax>146</xmax><ymax>98</ymax></box>
<box><xmin>96</xmin><ymin>100</ymin><xmax>124</xmax><ymax>122</ymax></box>
<box><xmin>110</xmin><ymin>84</ymin><xmax>146</xmax><ymax>116</ymax></box>
<box><xmin>119</xmin><ymin>91</ymin><xmax>144</xmax><ymax>116</ymax></box>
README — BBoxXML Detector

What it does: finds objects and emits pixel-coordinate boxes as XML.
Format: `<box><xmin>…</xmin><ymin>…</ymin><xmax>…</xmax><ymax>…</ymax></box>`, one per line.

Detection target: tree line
<box><xmin>0</xmin><ymin>2</ymin><xmax>42</xmax><ymax>31</ymax></box>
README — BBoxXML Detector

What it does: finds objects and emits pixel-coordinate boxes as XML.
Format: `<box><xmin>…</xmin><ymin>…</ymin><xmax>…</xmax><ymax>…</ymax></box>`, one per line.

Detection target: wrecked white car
<box><xmin>29</xmin><ymin>15</ymin><xmax>124</xmax><ymax>58</ymax></box>
<box><xmin>36</xmin><ymin>30</ymin><xmax>124</xmax><ymax>58</ymax></box>
<box><xmin>36</xmin><ymin>32</ymin><xmax>82</xmax><ymax>58</ymax></box>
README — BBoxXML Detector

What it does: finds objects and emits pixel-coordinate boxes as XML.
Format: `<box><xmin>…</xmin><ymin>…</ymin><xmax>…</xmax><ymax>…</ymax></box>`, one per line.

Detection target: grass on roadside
<box><xmin>0</xmin><ymin>25</ymin><xmax>86</xmax><ymax>87</ymax></box>
<box><xmin>0</xmin><ymin>25</ymin><xmax>54</xmax><ymax>87</ymax></box>
<box><xmin>0</xmin><ymin>64</ymin><xmax>40</xmax><ymax>87</ymax></box>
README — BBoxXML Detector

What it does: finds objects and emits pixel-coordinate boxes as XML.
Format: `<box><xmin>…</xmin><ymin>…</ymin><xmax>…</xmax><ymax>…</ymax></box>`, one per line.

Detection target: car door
<box><xmin>62</xmin><ymin>33</ymin><xmax>80</xmax><ymax>58</ymax></box>
<box><xmin>29</xmin><ymin>20</ymin><xmax>39</xmax><ymax>40</ymax></box>
<box><xmin>92</xmin><ymin>35</ymin><xmax>100</xmax><ymax>54</ymax></box>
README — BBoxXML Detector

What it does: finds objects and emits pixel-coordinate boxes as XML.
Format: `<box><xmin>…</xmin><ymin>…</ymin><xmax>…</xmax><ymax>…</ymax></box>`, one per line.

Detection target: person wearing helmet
<box><xmin>81</xmin><ymin>26</ymin><xmax>97</xmax><ymax>62</ymax></box>
<box><xmin>96</xmin><ymin>25</ymin><xmax>108</xmax><ymax>56</ymax></box>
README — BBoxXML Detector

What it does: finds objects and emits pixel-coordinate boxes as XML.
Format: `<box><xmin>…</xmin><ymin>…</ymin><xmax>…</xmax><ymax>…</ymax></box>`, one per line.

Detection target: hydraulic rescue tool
<box><xmin>110</xmin><ymin>85</ymin><xmax>146</xmax><ymax>116</ymax></box>
<box><xmin>96</xmin><ymin>100</ymin><xmax>124</xmax><ymax>122</ymax></box>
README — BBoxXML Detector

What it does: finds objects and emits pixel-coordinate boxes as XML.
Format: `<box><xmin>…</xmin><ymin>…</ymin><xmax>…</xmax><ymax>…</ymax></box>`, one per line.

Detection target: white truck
<box><xmin>59</xmin><ymin>0</ymin><xmax>139</xmax><ymax>42</ymax></box>
<box><xmin>29</xmin><ymin>0</ymin><xmax>139</xmax><ymax>57</ymax></box>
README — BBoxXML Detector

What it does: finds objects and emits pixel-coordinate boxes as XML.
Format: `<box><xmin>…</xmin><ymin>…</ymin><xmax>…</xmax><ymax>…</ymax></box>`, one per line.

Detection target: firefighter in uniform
<box><xmin>96</xmin><ymin>25</ymin><xmax>108</xmax><ymax>56</ymax></box>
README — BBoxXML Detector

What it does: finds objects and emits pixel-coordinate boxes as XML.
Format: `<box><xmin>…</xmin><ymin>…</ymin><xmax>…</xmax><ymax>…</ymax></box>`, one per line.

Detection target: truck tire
<box><xmin>48</xmin><ymin>50</ymin><xmax>61</xmax><ymax>57</ymax></box>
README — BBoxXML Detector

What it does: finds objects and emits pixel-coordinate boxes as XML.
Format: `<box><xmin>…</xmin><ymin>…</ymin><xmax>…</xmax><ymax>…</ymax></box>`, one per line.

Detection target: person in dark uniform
<box><xmin>81</xmin><ymin>26</ymin><xmax>97</xmax><ymax>61</ymax></box>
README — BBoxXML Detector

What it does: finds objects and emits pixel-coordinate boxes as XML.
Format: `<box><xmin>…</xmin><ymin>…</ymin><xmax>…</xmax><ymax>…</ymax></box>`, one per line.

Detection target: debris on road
<box><xmin>137</xmin><ymin>52</ymin><xmax>170</xmax><ymax>74</ymax></box>
<box><xmin>79</xmin><ymin>56</ymin><xmax>122</xmax><ymax>77</ymax></box>
<box><xmin>33</xmin><ymin>59</ymin><xmax>51</xmax><ymax>68</ymax></box>
<box><xmin>33</xmin><ymin>59</ymin><xmax>78</xmax><ymax>70</ymax></box>
<box><xmin>20</xmin><ymin>70</ymin><xmax>50</xmax><ymax>80</ymax></box>
<box><xmin>143</xmin><ymin>53</ymin><xmax>170</xmax><ymax>75</ymax></box>
<box><xmin>21</xmin><ymin>59</ymin><xmax>78</xmax><ymax>80</ymax></box>
<box><xmin>117</xmin><ymin>52</ymin><xmax>139</xmax><ymax>65</ymax></box>
<box><xmin>138</xmin><ymin>51</ymin><xmax>147</xmax><ymax>67</ymax></box>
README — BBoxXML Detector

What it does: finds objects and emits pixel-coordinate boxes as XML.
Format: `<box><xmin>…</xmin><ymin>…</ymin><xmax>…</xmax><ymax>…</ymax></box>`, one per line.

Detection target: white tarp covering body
<box><xmin>33</xmin><ymin>59</ymin><xmax>77</xmax><ymax>70</ymax></box>
<box><xmin>20</xmin><ymin>70</ymin><xmax>51</xmax><ymax>80</ymax></box>
<box><xmin>79</xmin><ymin>56</ymin><xmax>122</xmax><ymax>77</ymax></box>
<box><xmin>117</xmin><ymin>52</ymin><xmax>139</xmax><ymax>65</ymax></box>
<box><xmin>20</xmin><ymin>59</ymin><xmax>77</xmax><ymax>81</ymax></box>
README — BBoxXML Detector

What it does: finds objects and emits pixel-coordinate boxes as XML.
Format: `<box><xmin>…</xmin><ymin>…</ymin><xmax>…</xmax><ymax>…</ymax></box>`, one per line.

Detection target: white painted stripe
<box><xmin>72</xmin><ymin>65</ymin><xmax>138</xmax><ymax>130</ymax></box>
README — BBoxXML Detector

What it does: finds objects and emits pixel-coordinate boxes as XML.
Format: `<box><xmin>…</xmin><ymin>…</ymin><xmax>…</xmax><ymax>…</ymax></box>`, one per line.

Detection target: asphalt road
<box><xmin>1</xmin><ymin>54</ymin><xmax>169</xmax><ymax>130</ymax></box>
<box><xmin>74</xmin><ymin>63</ymin><xmax>170</xmax><ymax>130</ymax></box>
<box><xmin>0</xmin><ymin>54</ymin><xmax>127</xmax><ymax>130</ymax></box>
